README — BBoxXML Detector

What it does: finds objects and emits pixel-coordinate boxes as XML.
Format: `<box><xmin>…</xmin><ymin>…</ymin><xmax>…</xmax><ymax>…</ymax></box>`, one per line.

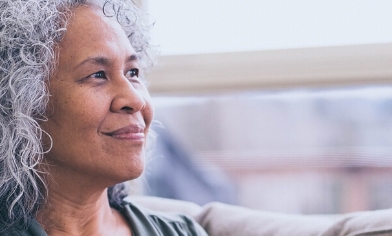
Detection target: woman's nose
<box><xmin>110</xmin><ymin>77</ymin><xmax>146</xmax><ymax>114</ymax></box>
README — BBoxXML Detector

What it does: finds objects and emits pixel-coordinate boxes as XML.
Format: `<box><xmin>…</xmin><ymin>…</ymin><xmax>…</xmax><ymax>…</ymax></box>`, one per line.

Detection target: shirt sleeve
<box><xmin>1</xmin><ymin>220</ymin><xmax>48</xmax><ymax>236</ymax></box>
<box><xmin>122</xmin><ymin>200</ymin><xmax>208</xmax><ymax>236</ymax></box>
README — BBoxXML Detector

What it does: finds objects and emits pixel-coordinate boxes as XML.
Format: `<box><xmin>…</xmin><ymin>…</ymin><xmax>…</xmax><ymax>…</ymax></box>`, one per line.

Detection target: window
<box><xmin>140</xmin><ymin>43</ymin><xmax>392</xmax><ymax>213</ymax></box>
<box><xmin>149</xmin><ymin>86</ymin><xmax>392</xmax><ymax>214</ymax></box>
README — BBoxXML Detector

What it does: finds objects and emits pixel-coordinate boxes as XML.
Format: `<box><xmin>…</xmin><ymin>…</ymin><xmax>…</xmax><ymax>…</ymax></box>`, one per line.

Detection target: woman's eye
<box><xmin>91</xmin><ymin>71</ymin><xmax>107</xmax><ymax>79</ymax></box>
<box><xmin>78</xmin><ymin>71</ymin><xmax>107</xmax><ymax>83</ymax></box>
<box><xmin>126</xmin><ymin>68</ymin><xmax>139</xmax><ymax>78</ymax></box>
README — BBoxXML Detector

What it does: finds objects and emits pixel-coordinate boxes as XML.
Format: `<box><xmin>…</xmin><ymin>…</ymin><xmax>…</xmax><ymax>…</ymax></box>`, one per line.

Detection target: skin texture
<box><xmin>37</xmin><ymin>5</ymin><xmax>153</xmax><ymax>236</ymax></box>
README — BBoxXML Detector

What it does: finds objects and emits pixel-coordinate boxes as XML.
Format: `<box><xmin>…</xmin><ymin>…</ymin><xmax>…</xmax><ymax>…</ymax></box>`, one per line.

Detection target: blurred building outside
<box><xmin>133</xmin><ymin>0</ymin><xmax>392</xmax><ymax>215</ymax></box>
<box><xmin>143</xmin><ymin>86</ymin><xmax>392</xmax><ymax>214</ymax></box>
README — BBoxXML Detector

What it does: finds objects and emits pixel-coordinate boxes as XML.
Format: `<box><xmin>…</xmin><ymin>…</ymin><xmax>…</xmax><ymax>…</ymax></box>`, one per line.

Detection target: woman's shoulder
<box><xmin>121</xmin><ymin>198</ymin><xmax>208</xmax><ymax>236</ymax></box>
<box><xmin>0</xmin><ymin>199</ymin><xmax>208</xmax><ymax>236</ymax></box>
<box><xmin>0</xmin><ymin>220</ymin><xmax>46</xmax><ymax>236</ymax></box>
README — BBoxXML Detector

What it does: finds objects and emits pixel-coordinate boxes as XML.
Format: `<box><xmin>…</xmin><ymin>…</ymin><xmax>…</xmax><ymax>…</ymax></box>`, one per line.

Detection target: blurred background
<box><xmin>133</xmin><ymin>0</ymin><xmax>392</xmax><ymax>214</ymax></box>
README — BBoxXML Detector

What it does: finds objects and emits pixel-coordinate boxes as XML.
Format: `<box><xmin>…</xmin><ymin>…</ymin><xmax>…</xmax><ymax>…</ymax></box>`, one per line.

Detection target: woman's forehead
<box><xmin>57</xmin><ymin>5</ymin><xmax>136</xmax><ymax>69</ymax></box>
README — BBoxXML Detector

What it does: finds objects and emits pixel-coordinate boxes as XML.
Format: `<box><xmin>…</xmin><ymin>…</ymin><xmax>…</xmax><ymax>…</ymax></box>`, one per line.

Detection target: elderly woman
<box><xmin>0</xmin><ymin>0</ymin><xmax>207</xmax><ymax>235</ymax></box>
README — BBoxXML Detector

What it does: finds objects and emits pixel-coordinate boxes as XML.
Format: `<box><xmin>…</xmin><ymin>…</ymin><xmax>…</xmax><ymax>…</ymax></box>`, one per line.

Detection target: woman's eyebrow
<box><xmin>126</xmin><ymin>54</ymin><xmax>138</xmax><ymax>63</ymax></box>
<box><xmin>74</xmin><ymin>57</ymin><xmax>109</xmax><ymax>70</ymax></box>
<box><xmin>74</xmin><ymin>54</ymin><xmax>138</xmax><ymax>69</ymax></box>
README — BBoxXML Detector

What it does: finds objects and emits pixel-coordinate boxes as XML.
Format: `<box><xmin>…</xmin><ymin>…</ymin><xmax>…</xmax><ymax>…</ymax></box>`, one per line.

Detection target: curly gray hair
<box><xmin>0</xmin><ymin>0</ymin><xmax>154</xmax><ymax>232</ymax></box>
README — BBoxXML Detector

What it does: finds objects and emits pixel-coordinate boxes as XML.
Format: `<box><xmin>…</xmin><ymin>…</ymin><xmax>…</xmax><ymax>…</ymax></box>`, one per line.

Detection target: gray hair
<box><xmin>0</xmin><ymin>0</ymin><xmax>155</xmax><ymax>232</ymax></box>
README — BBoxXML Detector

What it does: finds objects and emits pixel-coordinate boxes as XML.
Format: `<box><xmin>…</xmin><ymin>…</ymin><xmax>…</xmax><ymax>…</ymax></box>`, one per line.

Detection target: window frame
<box><xmin>147</xmin><ymin>43</ymin><xmax>392</xmax><ymax>95</ymax></box>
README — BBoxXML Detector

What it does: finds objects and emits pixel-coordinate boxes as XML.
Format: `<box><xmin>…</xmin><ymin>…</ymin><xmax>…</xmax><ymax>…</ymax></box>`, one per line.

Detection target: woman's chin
<box><xmin>113</xmin><ymin>162</ymin><xmax>145</xmax><ymax>183</ymax></box>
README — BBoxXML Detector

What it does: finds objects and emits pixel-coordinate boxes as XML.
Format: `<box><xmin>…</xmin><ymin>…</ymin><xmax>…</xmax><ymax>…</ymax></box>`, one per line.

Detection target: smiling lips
<box><xmin>104</xmin><ymin>125</ymin><xmax>145</xmax><ymax>140</ymax></box>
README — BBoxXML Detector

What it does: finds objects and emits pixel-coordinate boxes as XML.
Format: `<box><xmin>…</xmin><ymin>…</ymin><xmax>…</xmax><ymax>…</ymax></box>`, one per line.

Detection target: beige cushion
<box><xmin>320</xmin><ymin>209</ymin><xmax>392</xmax><ymax>236</ymax></box>
<box><xmin>130</xmin><ymin>196</ymin><xmax>392</xmax><ymax>236</ymax></box>
<box><xmin>196</xmin><ymin>202</ymin><xmax>336</xmax><ymax>236</ymax></box>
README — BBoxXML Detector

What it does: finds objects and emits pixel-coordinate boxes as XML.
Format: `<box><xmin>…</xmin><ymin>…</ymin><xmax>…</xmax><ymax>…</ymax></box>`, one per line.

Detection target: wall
<box><xmin>147</xmin><ymin>0</ymin><xmax>392</xmax><ymax>55</ymax></box>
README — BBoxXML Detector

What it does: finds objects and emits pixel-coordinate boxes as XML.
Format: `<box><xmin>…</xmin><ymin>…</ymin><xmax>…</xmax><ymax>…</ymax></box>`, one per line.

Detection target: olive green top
<box><xmin>2</xmin><ymin>200</ymin><xmax>208</xmax><ymax>236</ymax></box>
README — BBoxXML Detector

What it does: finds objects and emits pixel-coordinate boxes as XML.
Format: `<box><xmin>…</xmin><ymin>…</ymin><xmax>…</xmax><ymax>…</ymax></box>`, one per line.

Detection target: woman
<box><xmin>0</xmin><ymin>0</ymin><xmax>207</xmax><ymax>235</ymax></box>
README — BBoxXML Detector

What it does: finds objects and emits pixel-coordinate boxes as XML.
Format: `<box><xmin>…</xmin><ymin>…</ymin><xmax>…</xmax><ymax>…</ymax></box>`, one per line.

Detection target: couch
<box><xmin>131</xmin><ymin>196</ymin><xmax>392</xmax><ymax>236</ymax></box>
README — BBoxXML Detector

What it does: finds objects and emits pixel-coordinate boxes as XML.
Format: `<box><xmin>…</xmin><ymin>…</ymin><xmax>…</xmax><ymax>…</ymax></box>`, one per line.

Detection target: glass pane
<box><xmin>144</xmin><ymin>85</ymin><xmax>392</xmax><ymax>214</ymax></box>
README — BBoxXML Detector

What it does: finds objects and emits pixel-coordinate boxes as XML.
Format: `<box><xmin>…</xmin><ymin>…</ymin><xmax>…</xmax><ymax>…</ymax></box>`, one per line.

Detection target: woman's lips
<box><xmin>111</xmin><ymin>132</ymin><xmax>145</xmax><ymax>139</ymax></box>
<box><xmin>104</xmin><ymin>125</ymin><xmax>145</xmax><ymax>140</ymax></box>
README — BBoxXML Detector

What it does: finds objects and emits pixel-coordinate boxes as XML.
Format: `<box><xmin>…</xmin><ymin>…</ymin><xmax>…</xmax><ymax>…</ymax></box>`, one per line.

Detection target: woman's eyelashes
<box><xmin>80</xmin><ymin>68</ymin><xmax>139</xmax><ymax>83</ymax></box>
<box><xmin>92</xmin><ymin>71</ymin><xmax>107</xmax><ymax>79</ymax></box>
<box><xmin>126</xmin><ymin>68</ymin><xmax>139</xmax><ymax>79</ymax></box>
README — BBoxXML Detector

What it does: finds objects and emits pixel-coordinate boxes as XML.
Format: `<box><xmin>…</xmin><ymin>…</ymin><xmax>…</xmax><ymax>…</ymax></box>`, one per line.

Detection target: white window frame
<box><xmin>147</xmin><ymin>43</ymin><xmax>392</xmax><ymax>95</ymax></box>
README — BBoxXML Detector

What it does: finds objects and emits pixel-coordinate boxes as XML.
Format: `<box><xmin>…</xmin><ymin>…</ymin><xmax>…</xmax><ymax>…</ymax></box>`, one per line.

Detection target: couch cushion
<box><xmin>130</xmin><ymin>196</ymin><xmax>392</xmax><ymax>236</ymax></box>
<box><xmin>320</xmin><ymin>209</ymin><xmax>392</xmax><ymax>236</ymax></box>
<box><xmin>196</xmin><ymin>202</ymin><xmax>337</xmax><ymax>236</ymax></box>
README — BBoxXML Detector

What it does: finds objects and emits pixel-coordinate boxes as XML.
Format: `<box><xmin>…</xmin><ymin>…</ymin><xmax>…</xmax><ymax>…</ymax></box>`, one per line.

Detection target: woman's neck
<box><xmin>37</xmin><ymin>188</ymin><xmax>114</xmax><ymax>236</ymax></box>
<box><xmin>36</xmin><ymin>182</ymin><xmax>132</xmax><ymax>236</ymax></box>
<box><xmin>36</xmin><ymin>162</ymin><xmax>133</xmax><ymax>236</ymax></box>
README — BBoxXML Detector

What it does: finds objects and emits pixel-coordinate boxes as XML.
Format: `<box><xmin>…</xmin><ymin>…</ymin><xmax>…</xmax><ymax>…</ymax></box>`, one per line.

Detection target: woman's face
<box><xmin>41</xmin><ymin>6</ymin><xmax>153</xmax><ymax>185</ymax></box>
